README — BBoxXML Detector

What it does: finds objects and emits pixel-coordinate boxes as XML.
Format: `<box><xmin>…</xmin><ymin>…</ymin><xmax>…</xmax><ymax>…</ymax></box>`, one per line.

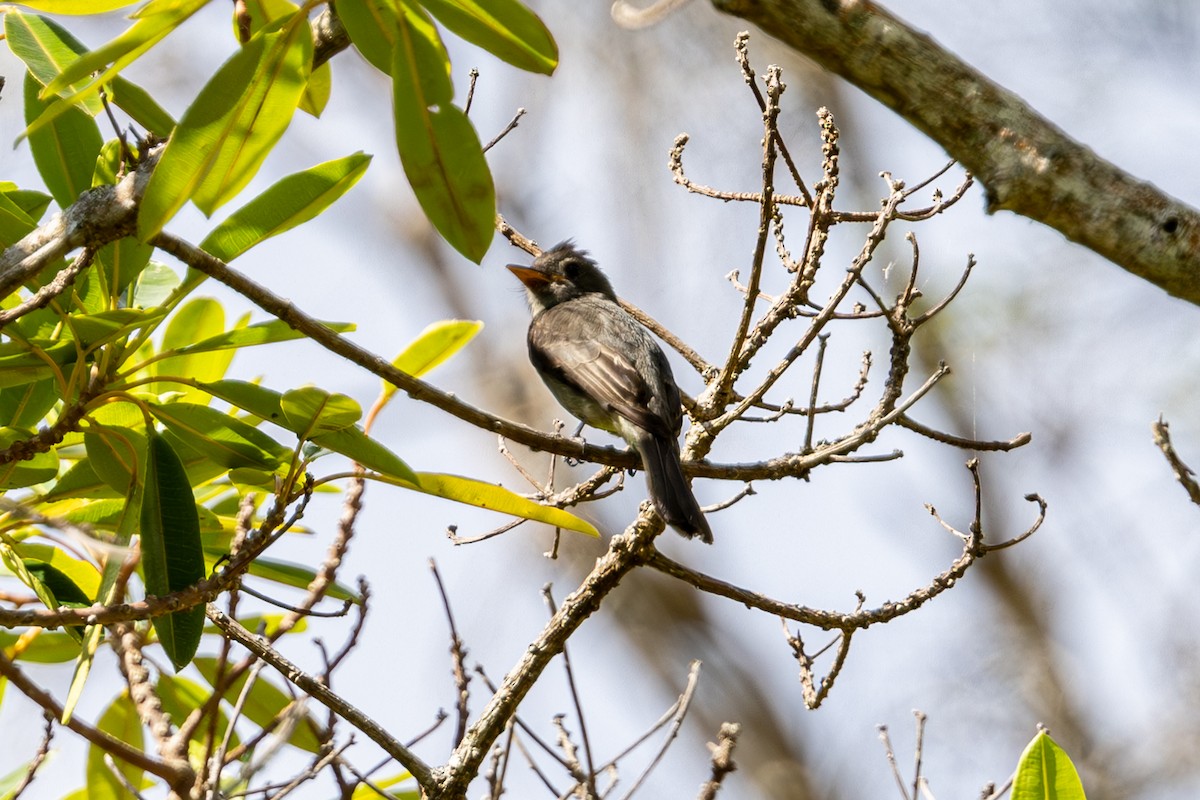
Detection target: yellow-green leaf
<box><xmin>23</xmin><ymin>70</ymin><xmax>102</xmax><ymax>207</ymax></box>
<box><xmin>193</xmin><ymin>657</ymin><xmax>327</xmax><ymax>753</ymax></box>
<box><xmin>281</xmin><ymin>386</ymin><xmax>361</xmax><ymax>435</ymax></box>
<box><xmin>9</xmin><ymin>0</ymin><xmax>142</xmax><ymax>12</ymax></box>
<box><xmin>1013</xmin><ymin>730</ymin><xmax>1088</xmax><ymax>800</ymax></box>
<box><xmin>138</xmin><ymin>14</ymin><xmax>312</xmax><ymax>236</ymax></box>
<box><xmin>409</xmin><ymin>472</ymin><xmax>599</xmax><ymax>537</ymax></box>
<box><xmin>87</xmin><ymin>692</ymin><xmax>144</xmax><ymax>800</ymax></box>
<box><xmin>200</xmin><ymin>153</ymin><xmax>372</xmax><ymax>262</ymax></box>
<box><xmin>420</xmin><ymin>0</ymin><xmax>557</xmax><ymax>75</ymax></box>
<box><xmin>387</xmin><ymin>319</ymin><xmax>481</xmax><ymax>395</ymax></box>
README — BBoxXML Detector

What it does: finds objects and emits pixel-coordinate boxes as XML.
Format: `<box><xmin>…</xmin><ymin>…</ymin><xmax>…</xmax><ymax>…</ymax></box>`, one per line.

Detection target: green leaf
<box><xmin>411</xmin><ymin>472</ymin><xmax>599</xmax><ymax>536</ymax></box>
<box><xmin>0</xmin><ymin>191</ymin><xmax>40</xmax><ymax>249</ymax></box>
<box><xmin>34</xmin><ymin>0</ymin><xmax>208</xmax><ymax>132</ymax></box>
<box><xmin>0</xmin><ymin>378</ymin><xmax>59</xmax><ymax>430</ymax></box>
<box><xmin>238</xmin><ymin>556</ymin><xmax>360</xmax><ymax>603</ymax></box>
<box><xmin>10</xmin><ymin>0</ymin><xmax>142</xmax><ymax>12</ymax></box>
<box><xmin>419</xmin><ymin>0</ymin><xmax>557</xmax><ymax>75</ymax></box>
<box><xmin>137</xmin><ymin>14</ymin><xmax>313</xmax><ymax>236</ymax></box>
<box><xmin>200</xmin><ymin>380</ymin><xmax>419</xmax><ymax>483</ymax></box>
<box><xmin>4</xmin><ymin>11</ymin><xmax>102</xmax><ymax>115</ymax></box>
<box><xmin>86</xmin><ymin>692</ymin><xmax>144</xmax><ymax>800</ymax></box>
<box><xmin>149</xmin><ymin>402</ymin><xmax>289</xmax><ymax>471</ymax></box>
<box><xmin>349</xmin><ymin>773</ymin><xmax>417</xmax><ymax>800</ymax></box>
<box><xmin>386</xmin><ymin>319</ymin><xmax>480</xmax><ymax>398</ymax></box>
<box><xmin>301</xmin><ymin>61</ymin><xmax>333</xmax><ymax>117</ymax></box>
<box><xmin>1</xmin><ymin>186</ymin><xmax>53</xmax><ymax>221</ymax></box>
<box><xmin>0</xmin><ymin>629</ymin><xmax>82</xmax><ymax>663</ymax></box>
<box><xmin>23</xmin><ymin>70</ymin><xmax>102</xmax><ymax>208</ymax></box>
<box><xmin>131</xmin><ymin>261</ymin><xmax>181</xmax><ymax>308</ymax></box>
<box><xmin>140</xmin><ymin>428</ymin><xmax>205</xmax><ymax>670</ymax></box>
<box><xmin>1013</xmin><ymin>730</ymin><xmax>1088</xmax><ymax>800</ymax></box>
<box><xmin>337</xmin><ymin>0</ymin><xmax>406</xmax><ymax>74</ymax></box>
<box><xmin>194</xmin><ymin>657</ymin><xmax>327</xmax><ymax>753</ymax></box>
<box><xmin>157</xmin><ymin>673</ymin><xmax>238</xmax><ymax>749</ymax></box>
<box><xmin>174</xmin><ymin>318</ymin><xmax>355</xmax><ymax>356</ymax></box>
<box><xmin>199</xmin><ymin>153</ymin><xmax>373</xmax><ymax>262</ymax></box>
<box><xmin>8</xmin><ymin>542</ymin><xmax>101</xmax><ymax>599</ymax></box>
<box><xmin>391</xmin><ymin>5</ymin><xmax>495</xmax><ymax>262</ymax></box>
<box><xmin>280</xmin><ymin>386</ymin><xmax>362</xmax><ymax>435</ymax></box>
<box><xmin>0</xmin><ymin>427</ymin><xmax>59</xmax><ymax>488</ymax></box>
<box><xmin>152</xmin><ymin>297</ymin><xmax>231</xmax><ymax>403</ymax></box>
<box><xmin>108</xmin><ymin>76</ymin><xmax>177</xmax><ymax>138</ymax></box>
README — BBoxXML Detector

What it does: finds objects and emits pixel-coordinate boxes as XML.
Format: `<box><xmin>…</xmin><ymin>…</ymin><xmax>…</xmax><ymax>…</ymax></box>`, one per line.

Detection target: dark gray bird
<box><xmin>508</xmin><ymin>242</ymin><xmax>712</xmax><ymax>543</ymax></box>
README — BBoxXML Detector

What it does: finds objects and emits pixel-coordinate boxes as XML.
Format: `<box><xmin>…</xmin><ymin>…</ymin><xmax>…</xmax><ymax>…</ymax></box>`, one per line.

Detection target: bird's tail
<box><xmin>636</xmin><ymin>432</ymin><xmax>713</xmax><ymax>544</ymax></box>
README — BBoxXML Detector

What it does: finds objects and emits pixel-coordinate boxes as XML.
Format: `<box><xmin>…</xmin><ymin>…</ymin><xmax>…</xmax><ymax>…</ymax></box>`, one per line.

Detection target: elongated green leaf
<box><xmin>281</xmin><ymin>386</ymin><xmax>361</xmax><ymax>435</ymax></box>
<box><xmin>391</xmin><ymin>7</ymin><xmax>495</xmax><ymax>262</ymax></box>
<box><xmin>419</xmin><ymin>0</ymin><xmax>557</xmax><ymax>74</ymax></box>
<box><xmin>200</xmin><ymin>153</ymin><xmax>373</xmax><ymax>261</ymax></box>
<box><xmin>388</xmin><ymin>318</ymin><xmax>480</xmax><ymax>390</ymax></box>
<box><xmin>4</xmin><ymin>11</ymin><xmax>102</xmax><ymax>114</ymax></box>
<box><xmin>86</xmin><ymin>692</ymin><xmax>143</xmax><ymax>800</ymax></box>
<box><xmin>194</xmin><ymin>657</ymin><xmax>326</xmax><ymax>753</ymax></box>
<box><xmin>109</xmin><ymin>76</ymin><xmax>177</xmax><ymax>138</ymax></box>
<box><xmin>349</xmin><ymin>773</ymin><xmax>417</xmax><ymax>800</ymax></box>
<box><xmin>411</xmin><ymin>472</ymin><xmax>599</xmax><ymax>536</ymax></box>
<box><xmin>1013</xmin><ymin>731</ymin><xmax>1087</xmax><ymax>800</ymax></box>
<box><xmin>0</xmin><ymin>378</ymin><xmax>59</xmax><ymax>430</ymax></box>
<box><xmin>240</xmin><ymin>556</ymin><xmax>361</xmax><ymax>602</ymax></box>
<box><xmin>24</xmin><ymin>71</ymin><xmax>102</xmax><ymax>207</ymax></box>
<box><xmin>138</xmin><ymin>15</ymin><xmax>313</xmax><ymax>236</ymax></box>
<box><xmin>200</xmin><ymin>379</ymin><xmax>419</xmax><ymax>484</ymax></box>
<box><xmin>11</xmin><ymin>0</ymin><xmax>142</xmax><ymax>12</ymax></box>
<box><xmin>338</xmin><ymin>0</ymin><xmax>406</xmax><ymax>73</ymax></box>
<box><xmin>38</xmin><ymin>0</ymin><xmax>208</xmax><ymax>116</ymax></box>
<box><xmin>174</xmin><ymin>319</ymin><xmax>355</xmax><ymax>356</ymax></box>
<box><xmin>149</xmin><ymin>402</ymin><xmax>289</xmax><ymax>470</ymax></box>
<box><xmin>0</xmin><ymin>629</ymin><xmax>82</xmax><ymax>663</ymax></box>
<box><xmin>152</xmin><ymin>297</ymin><xmax>230</xmax><ymax>403</ymax></box>
<box><xmin>0</xmin><ymin>191</ymin><xmax>40</xmax><ymax>249</ymax></box>
<box><xmin>1</xmin><ymin>187</ymin><xmax>53</xmax><ymax>221</ymax></box>
<box><xmin>140</xmin><ymin>428</ymin><xmax>205</xmax><ymax>671</ymax></box>
<box><xmin>8</xmin><ymin>543</ymin><xmax>101</xmax><ymax>599</ymax></box>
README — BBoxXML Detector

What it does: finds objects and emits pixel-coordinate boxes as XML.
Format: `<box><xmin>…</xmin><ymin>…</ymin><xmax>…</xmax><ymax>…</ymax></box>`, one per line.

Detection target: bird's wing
<box><xmin>530</xmin><ymin>301</ymin><xmax>676</xmax><ymax>440</ymax></box>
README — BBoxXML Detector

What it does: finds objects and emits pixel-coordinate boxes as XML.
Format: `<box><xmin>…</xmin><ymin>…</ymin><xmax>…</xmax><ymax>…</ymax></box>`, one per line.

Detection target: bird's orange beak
<box><xmin>507</xmin><ymin>264</ymin><xmax>557</xmax><ymax>288</ymax></box>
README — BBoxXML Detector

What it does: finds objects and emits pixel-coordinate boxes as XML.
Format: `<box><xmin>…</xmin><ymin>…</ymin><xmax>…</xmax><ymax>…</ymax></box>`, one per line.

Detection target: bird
<box><xmin>508</xmin><ymin>242</ymin><xmax>713</xmax><ymax>543</ymax></box>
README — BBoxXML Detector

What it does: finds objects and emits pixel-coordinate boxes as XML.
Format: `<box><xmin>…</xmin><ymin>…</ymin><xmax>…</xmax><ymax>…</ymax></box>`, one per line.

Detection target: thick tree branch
<box><xmin>711</xmin><ymin>0</ymin><xmax>1200</xmax><ymax>304</ymax></box>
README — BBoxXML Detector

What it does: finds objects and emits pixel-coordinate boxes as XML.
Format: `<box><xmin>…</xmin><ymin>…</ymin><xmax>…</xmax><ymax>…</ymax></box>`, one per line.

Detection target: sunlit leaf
<box><xmin>410</xmin><ymin>472</ymin><xmax>599</xmax><ymax>536</ymax></box>
<box><xmin>391</xmin><ymin>4</ymin><xmax>495</xmax><ymax>262</ymax></box>
<box><xmin>23</xmin><ymin>71</ymin><xmax>102</xmax><ymax>208</ymax></box>
<box><xmin>239</xmin><ymin>556</ymin><xmax>361</xmax><ymax>603</ymax></box>
<box><xmin>0</xmin><ymin>629</ymin><xmax>82</xmax><ymax>663</ymax></box>
<box><xmin>419</xmin><ymin>0</ymin><xmax>557</xmax><ymax>75</ymax></box>
<box><xmin>151</xmin><ymin>297</ymin><xmax>231</xmax><ymax>404</ymax></box>
<box><xmin>194</xmin><ymin>657</ymin><xmax>327</xmax><ymax>753</ymax></box>
<box><xmin>386</xmin><ymin>319</ymin><xmax>481</xmax><ymax>397</ymax></box>
<box><xmin>4</xmin><ymin>11</ymin><xmax>103</xmax><ymax>115</ymax></box>
<box><xmin>199</xmin><ymin>153</ymin><xmax>372</xmax><ymax>262</ymax></box>
<box><xmin>35</xmin><ymin>0</ymin><xmax>208</xmax><ymax>133</ymax></box>
<box><xmin>337</xmin><ymin>0</ymin><xmax>406</xmax><ymax>74</ymax></box>
<box><xmin>150</xmin><ymin>401</ymin><xmax>289</xmax><ymax>471</ymax></box>
<box><xmin>86</xmin><ymin>692</ymin><xmax>143</xmax><ymax>800</ymax></box>
<box><xmin>1013</xmin><ymin>730</ymin><xmax>1088</xmax><ymax>800</ymax></box>
<box><xmin>140</xmin><ymin>428</ymin><xmax>205</xmax><ymax>670</ymax></box>
<box><xmin>173</xmin><ymin>319</ymin><xmax>355</xmax><ymax>356</ymax></box>
<box><xmin>8</xmin><ymin>0</ymin><xmax>142</xmax><ymax>12</ymax></box>
<box><xmin>280</xmin><ymin>386</ymin><xmax>361</xmax><ymax>435</ymax></box>
<box><xmin>201</xmin><ymin>380</ymin><xmax>418</xmax><ymax>483</ymax></box>
<box><xmin>7</xmin><ymin>542</ymin><xmax>101</xmax><ymax>599</ymax></box>
<box><xmin>137</xmin><ymin>13</ymin><xmax>313</xmax><ymax>236</ymax></box>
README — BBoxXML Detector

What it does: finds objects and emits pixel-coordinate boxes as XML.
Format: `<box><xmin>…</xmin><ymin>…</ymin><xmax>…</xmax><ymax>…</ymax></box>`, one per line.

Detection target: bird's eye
<box><xmin>563</xmin><ymin>261</ymin><xmax>581</xmax><ymax>280</ymax></box>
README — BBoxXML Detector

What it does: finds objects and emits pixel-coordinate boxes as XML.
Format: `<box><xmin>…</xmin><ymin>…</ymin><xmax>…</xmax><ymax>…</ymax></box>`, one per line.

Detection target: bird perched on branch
<box><xmin>509</xmin><ymin>242</ymin><xmax>712</xmax><ymax>543</ymax></box>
